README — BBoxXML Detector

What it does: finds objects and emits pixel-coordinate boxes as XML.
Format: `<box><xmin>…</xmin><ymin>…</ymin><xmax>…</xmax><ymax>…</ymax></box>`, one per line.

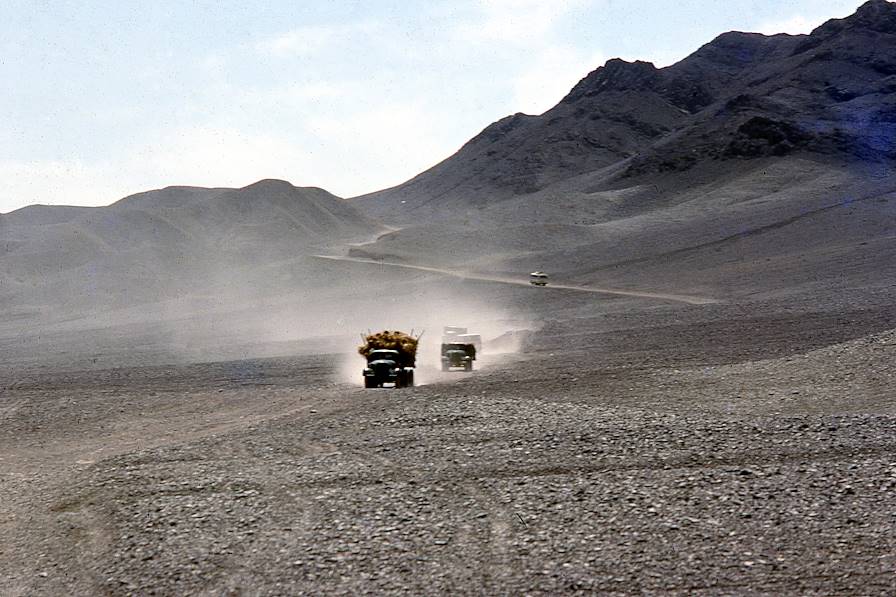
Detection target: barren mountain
<box><xmin>349</xmin><ymin>0</ymin><xmax>896</xmax><ymax>302</ymax></box>
<box><xmin>0</xmin><ymin>179</ymin><xmax>381</xmax><ymax>318</ymax></box>
<box><xmin>355</xmin><ymin>0</ymin><xmax>896</xmax><ymax>219</ymax></box>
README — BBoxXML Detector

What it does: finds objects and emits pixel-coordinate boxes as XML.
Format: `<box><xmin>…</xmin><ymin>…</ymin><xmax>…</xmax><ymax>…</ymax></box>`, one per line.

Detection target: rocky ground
<box><xmin>1</xmin><ymin>290</ymin><xmax>896</xmax><ymax>595</ymax></box>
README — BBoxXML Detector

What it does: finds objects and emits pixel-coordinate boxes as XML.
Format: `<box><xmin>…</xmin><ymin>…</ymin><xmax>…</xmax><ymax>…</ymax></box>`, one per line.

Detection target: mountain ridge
<box><xmin>0</xmin><ymin>179</ymin><xmax>382</xmax><ymax>315</ymax></box>
<box><xmin>353</xmin><ymin>0</ymin><xmax>896</xmax><ymax>224</ymax></box>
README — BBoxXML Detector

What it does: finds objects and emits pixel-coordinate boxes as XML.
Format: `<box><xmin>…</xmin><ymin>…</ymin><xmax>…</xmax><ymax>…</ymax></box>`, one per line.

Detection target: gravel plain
<box><xmin>2</xmin><ymin>292</ymin><xmax>895</xmax><ymax>595</ymax></box>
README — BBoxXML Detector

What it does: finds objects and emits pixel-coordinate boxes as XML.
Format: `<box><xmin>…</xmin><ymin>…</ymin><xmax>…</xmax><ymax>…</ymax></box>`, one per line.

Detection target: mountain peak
<box><xmin>241</xmin><ymin>179</ymin><xmax>296</xmax><ymax>193</ymax></box>
<box><xmin>355</xmin><ymin>0</ymin><xmax>896</xmax><ymax>224</ymax></box>
<box><xmin>472</xmin><ymin>112</ymin><xmax>535</xmax><ymax>144</ymax></box>
<box><xmin>562</xmin><ymin>59</ymin><xmax>659</xmax><ymax>103</ymax></box>
<box><xmin>814</xmin><ymin>0</ymin><xmax>896</xmax><ymax>35</ymax></box>
<box><xmin>856</xmin><ymin>0</ymin><xmax>896</xmax><ymax>15</ymax></box>
<box><xmin>851</xmin><ymin>0</ymin><xmax>896</xmax><ymax>29</ymax></box>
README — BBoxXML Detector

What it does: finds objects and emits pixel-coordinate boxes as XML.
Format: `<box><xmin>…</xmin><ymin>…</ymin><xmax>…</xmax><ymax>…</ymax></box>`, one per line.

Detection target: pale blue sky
<box><xmin>0</xmin><ymin>0</ymin><xmax>868</xmax><ymax>212</ymax></box>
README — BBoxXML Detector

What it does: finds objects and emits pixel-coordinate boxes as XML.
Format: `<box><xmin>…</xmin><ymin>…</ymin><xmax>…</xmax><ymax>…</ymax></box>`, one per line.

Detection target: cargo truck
<box><xmin>359</xmin><ymin>330</ymin><xmax>418</xmax><ymax>388</ymax></box>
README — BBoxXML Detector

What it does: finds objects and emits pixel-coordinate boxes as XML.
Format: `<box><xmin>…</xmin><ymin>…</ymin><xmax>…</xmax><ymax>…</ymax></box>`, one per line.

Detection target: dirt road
<box><xmin>312</xmin><ymin>254</ymin><xmax>720</xmax><ymax>305</ymax></box>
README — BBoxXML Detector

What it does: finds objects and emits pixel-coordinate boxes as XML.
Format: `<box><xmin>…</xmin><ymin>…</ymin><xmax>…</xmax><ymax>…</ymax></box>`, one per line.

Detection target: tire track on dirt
<box><xmin>463</xmin><ymin>481</ymin><xmax>518</xmax><ymax>588</ymax></box>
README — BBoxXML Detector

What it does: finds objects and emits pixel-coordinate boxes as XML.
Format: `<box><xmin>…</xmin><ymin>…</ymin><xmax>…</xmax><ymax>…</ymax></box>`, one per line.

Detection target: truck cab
<box><xmin>441</xmin><ymin>342</ymin><xmax>476</xmax><ymax>372</ymax></box>
<box><xmin>364</xmin><ymin>349</ymin><xmax>414</xmax><ymax>388</ymax></box>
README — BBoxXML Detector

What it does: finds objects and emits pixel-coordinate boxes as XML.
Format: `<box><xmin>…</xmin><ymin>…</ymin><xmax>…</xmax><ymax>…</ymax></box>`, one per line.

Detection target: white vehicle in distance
<box><xmin>529</xmin><ymin>271</ymin><xmax>549</xmax><ymax>286</ymax></box>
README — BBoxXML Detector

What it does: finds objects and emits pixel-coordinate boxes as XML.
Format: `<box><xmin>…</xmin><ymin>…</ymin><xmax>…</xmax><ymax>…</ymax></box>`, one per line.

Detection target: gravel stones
<box><xmin>2</xmin><ymin>298</ymin><xmax>895</xmax><ymax>594</ymax></box>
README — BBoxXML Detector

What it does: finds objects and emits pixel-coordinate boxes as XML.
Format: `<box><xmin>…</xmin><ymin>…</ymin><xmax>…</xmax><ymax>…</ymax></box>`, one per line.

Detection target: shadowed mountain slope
<box><xmin>355</xmin><ymin>0</ymin><xmax>896</xmax><ymax>226</ymax></box>
<box><xmin>346</xmin><ymin>1</ymin><xmax>896</xmax><ymax>302</ymax></box>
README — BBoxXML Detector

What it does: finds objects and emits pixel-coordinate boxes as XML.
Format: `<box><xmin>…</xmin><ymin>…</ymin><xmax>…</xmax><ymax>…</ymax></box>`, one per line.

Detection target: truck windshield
<box><xmin>369</xmin><ymin>351</ymin><xmax>399</xmax><ymax>360</ymax></box>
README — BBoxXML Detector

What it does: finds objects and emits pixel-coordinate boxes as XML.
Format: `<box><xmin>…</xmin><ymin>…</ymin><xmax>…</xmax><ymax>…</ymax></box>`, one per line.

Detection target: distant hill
<box><xmin>355</xmin><ymin>0</ymin><xmax>896</xmax><ymax>225</ymax></box>
<box><xmin>0</xmin><ymin>180</ymin><xmax>381</xmax><ymax>316</ymax></box>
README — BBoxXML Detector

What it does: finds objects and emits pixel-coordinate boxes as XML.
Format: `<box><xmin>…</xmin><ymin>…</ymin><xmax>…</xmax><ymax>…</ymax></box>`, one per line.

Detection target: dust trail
<box><xmin>333</xmin><ymin>299</ymin><xmax>535</xmax><ymax>388</ymax></box>
<box><xmin>312</xmin><ymin>255</ymin><xmax>720</xmax><ymax>305</ymax></box>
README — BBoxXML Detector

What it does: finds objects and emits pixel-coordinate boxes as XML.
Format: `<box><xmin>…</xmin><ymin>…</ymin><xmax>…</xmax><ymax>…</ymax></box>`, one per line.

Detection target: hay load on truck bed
<box><xmin>359</xmin><ymin>330</ymin><xmax>419</xmax><ymax>388</ymax></box>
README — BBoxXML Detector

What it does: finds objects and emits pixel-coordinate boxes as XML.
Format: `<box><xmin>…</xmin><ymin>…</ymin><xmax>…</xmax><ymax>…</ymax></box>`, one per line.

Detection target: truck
<box><xmin>440</xmin><ymin>326</ymin><xmax>480</xmax><ymax>372</ymax></box>
<box><xmin>441</xmin><ymin>342</ymin><xmax>476</xmax><ymax>371</ymax></box>
<box><xmin>359</xmin><ymin>330</ymin><xmax>418</xmax><ymax>388</ymax></box>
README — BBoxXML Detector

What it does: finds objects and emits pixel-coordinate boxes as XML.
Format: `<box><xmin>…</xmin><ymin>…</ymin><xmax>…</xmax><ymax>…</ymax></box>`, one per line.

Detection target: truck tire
<box><xmin>464</xmin><ymin>361</ymin><xmax>472</xmax><ymax>372</ymax></box>
<box><xmin>406</xmin><ymin>370</ymin><xmax>414</xmax><ymax>387</ymax></box>
<box><xmin>441</xmin><ymin>362</ymin><xmax>449</xmax><ymax>372</ymax></box>
<box><xmin>364</xmin><ymin>377</ymin><xmax>376</xmax><ymax>389</ymax></box>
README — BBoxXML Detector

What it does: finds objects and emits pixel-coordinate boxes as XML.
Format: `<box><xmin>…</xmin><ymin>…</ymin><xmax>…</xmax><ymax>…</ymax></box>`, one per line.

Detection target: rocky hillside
<box><xmin>355</xmin><ymin>0</ymin><xmax>896</xmax><ymax>224</ymax></box>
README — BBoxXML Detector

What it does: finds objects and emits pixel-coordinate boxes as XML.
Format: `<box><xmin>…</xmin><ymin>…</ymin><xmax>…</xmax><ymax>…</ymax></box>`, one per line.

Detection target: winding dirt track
<box><xmin>312</xmin><ymin>255</ymin><xmax>720</xmax><ymax>305</ymax></box>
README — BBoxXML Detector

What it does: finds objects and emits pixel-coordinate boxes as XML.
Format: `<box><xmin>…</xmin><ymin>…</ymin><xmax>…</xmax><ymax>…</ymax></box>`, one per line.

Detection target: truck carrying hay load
<box><xmin>359</xmin><ymin>330</ymin><xmax>419</xmax><ymax>388</ymax></box>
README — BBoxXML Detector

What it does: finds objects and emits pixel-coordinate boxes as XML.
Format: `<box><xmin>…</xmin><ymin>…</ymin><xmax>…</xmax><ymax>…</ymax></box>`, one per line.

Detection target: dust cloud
<box><xmin>2</xmin><ymin>247</ymin><xmax>537</xmax><ymax>377</ymax></box>
<box><xmin>332</xmin><ymin>287</ymin><xmax>536</xmax><ymax>387</ymax></box>
<box><xmin>134</xmin><ymin>255</ymin><xmax>540</xmax><ymax>385</ymax></box>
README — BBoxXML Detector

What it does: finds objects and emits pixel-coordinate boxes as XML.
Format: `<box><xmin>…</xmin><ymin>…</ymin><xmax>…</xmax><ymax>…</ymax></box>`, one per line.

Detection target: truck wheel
<box><xmin>364</xmin><ymin>377</ymin><xmax>375</xmax><ymax>388</ymax></box>
<box><xmin>441</xmin><ymin>362</ymin><xmax>449</xmax><ymax>372</ymax></box>
<box><xmin>394</xmin><ymin>373</ymin><xmax>404</xmax><ymax>389</ymax></box>
<box><xmin>464</xmin><ymin>361</ymin><xmax>472</xmax><ymax>372</ymax></box>
<box><xmin>406</xmin><ymin>370</ymin><xmax>414</xmax><ymax>387</ymax></box>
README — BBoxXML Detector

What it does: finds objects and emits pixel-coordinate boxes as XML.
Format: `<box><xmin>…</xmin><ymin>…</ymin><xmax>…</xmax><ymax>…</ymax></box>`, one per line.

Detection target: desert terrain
<box><xmin>3</xmin><ymin>1</ymin><xmax>896</xmax><ymax>594</ymax></box>
<box><xmin>2</xmin><ymin>261</ymin><xmax>895</xmax><ymax>595</ymax></box>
